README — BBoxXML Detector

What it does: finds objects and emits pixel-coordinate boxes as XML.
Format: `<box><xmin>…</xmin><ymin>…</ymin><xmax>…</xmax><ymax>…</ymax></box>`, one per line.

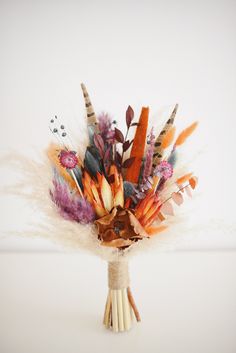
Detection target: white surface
<box><xmin>0</xmin><ymin>252</ymin><xmax>236</xmax><ymax>353</ymax></box>
<box><xmin>0</xmin><ymin>1</ymin><xmax>236</xmax><ymax>250</ymax></box>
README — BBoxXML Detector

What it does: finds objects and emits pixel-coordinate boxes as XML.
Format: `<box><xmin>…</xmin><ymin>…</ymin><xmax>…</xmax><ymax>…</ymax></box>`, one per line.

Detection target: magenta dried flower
<box><xmin>153</xmin><ymin>160</ymin><xmax>173</xmax><ymax>180</ymax></box>
<box><xmin>59</xmin><ymin>150</ymin><xmax>78</xmax><ymax>169</ymax></box>
<box><xmin>98</xmin><ymin>112</ymin><xmax>115</xmax><ymax>144</ymax></box>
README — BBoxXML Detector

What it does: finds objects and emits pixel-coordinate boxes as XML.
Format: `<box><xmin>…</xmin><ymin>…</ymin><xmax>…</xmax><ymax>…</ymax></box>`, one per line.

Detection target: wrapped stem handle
<box><xmin>103</xmin><ymin>261</ymin><xmax>140</xmax><ymax>332</ymax></box>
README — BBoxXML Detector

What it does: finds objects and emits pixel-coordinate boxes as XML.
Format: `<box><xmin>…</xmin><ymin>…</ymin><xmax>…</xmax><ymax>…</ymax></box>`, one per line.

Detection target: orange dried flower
<box><xmin>95</xmin><ymin>207</ymin><xmax>148</xmax><ymax>248</ymax></box>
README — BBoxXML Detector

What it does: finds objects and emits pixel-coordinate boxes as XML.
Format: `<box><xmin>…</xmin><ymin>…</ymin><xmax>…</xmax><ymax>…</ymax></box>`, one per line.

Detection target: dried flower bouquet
<box><xmin>4</xmin><ymin>83</ymin><xmax>198</xmax><ymax>333</ymax></box>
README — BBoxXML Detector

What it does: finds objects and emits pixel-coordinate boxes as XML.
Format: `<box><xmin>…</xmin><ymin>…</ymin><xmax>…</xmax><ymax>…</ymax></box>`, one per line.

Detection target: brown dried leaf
<box><xmin>93</xmin><ymin>133</ymin><xmax>105</xmax><ymax>156</ymax></box>
<box><xmin>115</xmin><ymin>151</ymin><xmax>122</xmax><ymax>165</ymax></box>
<box><xmin>107</xmin><ymin>174</ymin><xmax>115</xmax><ymax>184</ymax></box>
<box><xmin>128</xmin><ymin>211</ymin><xmax>149</xmax><ymax>238</ymax></box>
<box><xmin>103</xmin><ymin>146</ymin><xmax>111</xmax><ymax>162</ymax></box>
<box><xmin>123</xmin><ymin>140</ymin><xmax>132</xmax><ymax>152</ymax></box>
<box><xmin>122</xmin><ymin>156</ymin><xmax>135</xmax><ymax>168</ymax></box>
<box><xmin>95</xmin><ymin>207</ymin><xmax>117</xmax><ymax>226</ymax></box>
<box><xmin>101</xmin><ymin>239</ymin><xmax>133</xmax><ymax>248</ymax></box>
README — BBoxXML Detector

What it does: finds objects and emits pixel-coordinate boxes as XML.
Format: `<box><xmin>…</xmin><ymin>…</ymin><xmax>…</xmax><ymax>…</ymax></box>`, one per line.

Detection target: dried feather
<box><xmin>81</xmin><ymin>83</ymin><xmax>99</xmax><ymax>143</ymax></box>
<box><xmin>152</xmin><ymin>104</ymin><xmax>178</xmax><ymax>168</ymax></box>
<box><xmin>161</xmin><ymin>126</ymin><xmax>176</xmax><ymax>149</ymax></box>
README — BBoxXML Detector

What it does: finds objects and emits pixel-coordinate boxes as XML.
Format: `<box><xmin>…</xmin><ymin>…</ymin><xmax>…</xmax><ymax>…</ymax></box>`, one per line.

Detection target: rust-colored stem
<box><xmin>127</xmin><ymin>287</ymin><xmax>141</xmax><ymax>322</ymax></box>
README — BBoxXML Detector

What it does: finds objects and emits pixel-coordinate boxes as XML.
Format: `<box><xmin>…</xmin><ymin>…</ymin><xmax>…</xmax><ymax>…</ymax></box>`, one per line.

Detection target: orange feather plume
<box><xmin>174</xmin><ymin>121</ymin><xmax>198</xmax><ymax>147</ymax></box>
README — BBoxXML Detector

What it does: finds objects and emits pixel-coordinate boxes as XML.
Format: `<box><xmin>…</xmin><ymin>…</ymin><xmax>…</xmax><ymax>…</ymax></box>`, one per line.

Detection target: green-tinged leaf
<box><xmin>84</xmin><ymin>147</ymin><xmax>102</xmax><ymax>178</ymax></box>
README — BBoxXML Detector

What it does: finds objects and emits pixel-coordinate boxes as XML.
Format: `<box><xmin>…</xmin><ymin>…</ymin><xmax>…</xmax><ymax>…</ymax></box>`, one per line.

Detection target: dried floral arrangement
<box><xmin>45</xmin><ymin>84</ymin><xmax>198</xmax><ymax>332</ymax></box>
<box><xmin>2</xmin><ymin>83</ymin><xmax>198</xmax><ymax>333</ymax></box>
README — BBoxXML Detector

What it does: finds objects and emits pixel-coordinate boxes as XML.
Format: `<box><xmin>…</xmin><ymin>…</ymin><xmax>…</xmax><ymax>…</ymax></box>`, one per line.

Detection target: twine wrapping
<box><xmin>108</xmin><ymin>261</ymin><xmax>130</xmax><ymax>289</ymax></box>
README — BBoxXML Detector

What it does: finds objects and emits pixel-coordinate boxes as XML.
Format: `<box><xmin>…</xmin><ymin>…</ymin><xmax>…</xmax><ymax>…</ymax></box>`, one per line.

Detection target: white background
<box><xmin>0</xmin><ymin>1</ymin><xmax>236</xmax><ymax>352</ymax></box>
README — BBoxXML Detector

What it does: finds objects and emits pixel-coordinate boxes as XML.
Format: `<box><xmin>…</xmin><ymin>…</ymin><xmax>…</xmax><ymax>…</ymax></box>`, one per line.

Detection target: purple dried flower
<box><xmin>98</xmin><ymin>112</ymin><xmax>115</xmax><ymax>144</ymax></box>
<box><xmin>50</xmin><ymin>177</ymin><xmax>95</xmax><ymax>224</ymax></box>
<box><xmin>142</xmin><ymin>127</ymin><xmax>155</xmax><ymax>181</ymax></box>
<box><xmin>153</xmin><ymin>160</ymin><xmax>173</xmax><ymax>180</ymax></box>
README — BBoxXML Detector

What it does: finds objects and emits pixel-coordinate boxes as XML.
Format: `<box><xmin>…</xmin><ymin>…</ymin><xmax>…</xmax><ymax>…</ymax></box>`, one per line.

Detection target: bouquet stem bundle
<box><xmin>103</xmin><ymin>261</ymin><xmax>140</xmax><ymax>332</ymax></box>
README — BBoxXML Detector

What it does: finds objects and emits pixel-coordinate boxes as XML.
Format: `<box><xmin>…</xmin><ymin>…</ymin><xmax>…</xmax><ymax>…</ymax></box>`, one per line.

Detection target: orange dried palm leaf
<box><xmin>125</xmin><ymin>107</ymin><xmax>149</xmax><ymax>183</ymax></box>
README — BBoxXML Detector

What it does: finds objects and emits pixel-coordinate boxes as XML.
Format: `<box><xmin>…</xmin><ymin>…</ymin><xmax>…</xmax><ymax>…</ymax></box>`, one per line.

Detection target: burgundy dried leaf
<box><xmin>123</xmin><ymin>139</ymin><xmax>132</xmax><ymax>152</ymax></box>
<box><xmin>107</xmin><ymin>174</ymin><xmax>115</xmax><ymax>183</ymax></box>
<box><xmin>126</xmin><ymin>105</ymin><xmax>134</xmax><ymax>127</ymax></box>
<box><xmin>103</xmin><ymin>146</ymin><xmax>111</xmax><ymax>162</ymax></box>
<box><xmin>115</xmin><ymin>128</ymin><xmax>124</xmax><ymax>143</ymax></box>
<box><xmin>122</xmin><ymin>156</ymin><xmax>135</xmax><ymax>168</ymax></box>
<box><xmin>94</xmin><ymin>133</ymin><xmax>105</xmax><ymax>156</ymax></box>
<box><xmin>115</xmin><ymin>151</ymin><xmax>122</xmax><ymax>165</ymax></box>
